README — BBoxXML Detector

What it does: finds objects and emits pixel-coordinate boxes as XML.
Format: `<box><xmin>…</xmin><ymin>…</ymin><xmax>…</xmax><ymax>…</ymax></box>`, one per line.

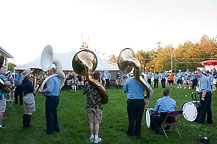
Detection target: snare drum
<box><xmin>182</xmin><ymin>101</ymin><xmax>200</xmax><ymax>122</ymax></box>
<box><xmin>145</xmin><ymin>108</ymin><xmax>155</xmax><ymax>128</ymax></box>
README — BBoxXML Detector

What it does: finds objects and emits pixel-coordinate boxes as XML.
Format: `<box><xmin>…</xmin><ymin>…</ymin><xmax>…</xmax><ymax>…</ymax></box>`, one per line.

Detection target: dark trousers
<box><xmin>198</xmin><ymin>92</ymin><xmax>212</xmax><ymax>123</ymax></box>
<box><xmin>105</xmin><ymin>79</ymin><xmax>110</xmax><ymax>89</ymax></box>
<box><xmin>45</xmin><ymin>96</ymin><xmax>59</xmax><ymax>134</ymax></box>
<box><xmin>192</xmin><ymin>79</ymin><xmax>198</xmax><ymax>89</ymax></box>
<box><xmin>161</xmin><ymin>78</ymin><xmax>166</xmax><ymax>88</ymax></box>
<box><xmin>127</xmin><ymin>99</ymin><xmax>145</xmax><ymax>136</ymax></box>
<box><xmin>15</xmin><ymin>86</ymin><xmax>23</xmax><ymax>105</ymax></box>
<box><xmin>154</xmin><ymin>79</ymin><xmax>158</xmax><ymax>88</ymax></box>
<box><xmin>148</xmin><ymin>79</ymin><xmax>151</xmax><ymax>86</ymax></box>
<box><xmin>150</xmin><ymin>112</ymin><xmax>174</xmax><ymax>131</ymax></box>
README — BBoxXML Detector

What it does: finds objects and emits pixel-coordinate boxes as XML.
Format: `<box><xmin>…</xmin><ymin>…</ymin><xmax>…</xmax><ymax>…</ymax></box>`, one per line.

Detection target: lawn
<box><xmin>1</xmin><ymin>84</ymin><xmax>217</xmax><ymax>144</ymax></box>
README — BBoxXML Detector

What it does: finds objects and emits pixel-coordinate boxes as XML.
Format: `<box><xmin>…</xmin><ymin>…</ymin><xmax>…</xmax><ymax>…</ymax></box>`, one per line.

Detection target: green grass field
<box><xmin>1</xmin><ymin>84</ymin><xmax>217</xmax><ymax>144</ymax></box>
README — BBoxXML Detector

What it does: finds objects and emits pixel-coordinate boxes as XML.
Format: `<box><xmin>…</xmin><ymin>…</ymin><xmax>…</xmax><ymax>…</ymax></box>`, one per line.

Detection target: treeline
<box><xmin>109</xmin><ymin>35</ymin><xmax>217</xmax><ymax>73</ymax></box>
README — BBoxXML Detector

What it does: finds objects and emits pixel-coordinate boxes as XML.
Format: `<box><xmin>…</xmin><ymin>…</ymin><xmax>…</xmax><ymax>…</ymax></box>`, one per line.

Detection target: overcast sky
<box><xmin>0</xmin><ymin>0</ymin><xmax>217</xmax><ymax>65</ymax></box>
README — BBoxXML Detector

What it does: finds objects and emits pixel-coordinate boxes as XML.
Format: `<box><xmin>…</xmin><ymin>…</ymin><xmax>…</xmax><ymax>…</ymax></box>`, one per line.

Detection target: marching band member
<box><xmin>195</xmin><ymin>69</ymin><xmax>213</xmax><ymax>124</ymax></box>
<box><xmin>176</xmin><ymin>70</ymin><xmax>183</xmax><ymax>89</ymax></box>
<box><xmin>14</xmin><ymin>71</ymin><xmax>24</xmax><ymax>105</ymax></box>
<box><xmin>184</xmin><ymin>68</ymin><xmax>192</xmax><ymax>89</ymax></box>
<box><xmin>161</xmin><ymin>71</ymin><xmax>166</xmax><ymax>88</ymax></box>
<box><xmin>123</xmin><ymin>71</ymin><xmax>153</xmax><ymax>137</ymax></box>
<box><xmin>38</xmin><ymin>67</ymin><xmax>61</xmax><ymax>135</ymax></box>
<box><xmin>166</xmin><ymin>70</ymin><xmax>174</xmax><ymax>89</ymax></box>
<box><xmin>151</xmin><ymin>89</ymin><xmax>176</xmax><ymax>134</ymax></box>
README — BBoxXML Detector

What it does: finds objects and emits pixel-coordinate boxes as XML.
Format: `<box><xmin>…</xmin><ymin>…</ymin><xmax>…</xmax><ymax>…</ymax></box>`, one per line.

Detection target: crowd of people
<box><xmin>0</xmin><ymin>65</ymin><xmax>214</xmax><ymax>143</ymax></box>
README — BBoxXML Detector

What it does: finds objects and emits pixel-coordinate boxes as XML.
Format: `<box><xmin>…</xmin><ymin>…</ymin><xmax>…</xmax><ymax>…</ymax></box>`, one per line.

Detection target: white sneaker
<box><xmin>189</xmin><ymin>87</ymin><xmax>191</xmax><ymax>89</ymax></box>
<box><xmin>94</xmin><ymin>137</ymin><xmax>102</xmax><ymax>143</ymax></box>
<box><xmin>89</xmin><ymin>136</ymin><xmax>95</xmax><ymax>142</ymax></box>
<box><xmin>177</xmin><ymin>87</ymin><xmax>179</xmax><ymax>89</ymax></box>
<box><xmin>184</xmin><ymin>87</ymin><xmax>186</xmax><ymax>89</ymax></box>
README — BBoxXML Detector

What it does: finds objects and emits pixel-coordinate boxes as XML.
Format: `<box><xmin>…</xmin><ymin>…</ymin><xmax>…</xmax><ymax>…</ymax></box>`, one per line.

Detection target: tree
<box><xmin>8</xmin><ymin>62</ymin><xmax>16</xmax><ymax>71</ymax></box>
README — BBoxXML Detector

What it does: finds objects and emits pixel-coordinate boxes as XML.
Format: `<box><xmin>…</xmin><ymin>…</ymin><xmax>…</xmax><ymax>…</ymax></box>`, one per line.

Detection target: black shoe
<box><xmin>155</xmin><ymin>127</ymin><xmax>160</xmax><ymax>134</ymax></box>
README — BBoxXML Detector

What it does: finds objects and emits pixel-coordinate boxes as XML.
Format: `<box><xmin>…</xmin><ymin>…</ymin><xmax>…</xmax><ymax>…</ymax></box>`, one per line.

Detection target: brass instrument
<box><xmin>40</xmin><ymin>45</ymin><xmax>66</xmax><ymax>90</ymax></box>
<box><xmin>72</xmin><ymin>49</ymin><xmax>108</xmax><ymax>104</ymax></box>
<box><xmin>0</xmin><ymin>52</ymin><xmax>11</xmax><ymax>93</ymax></box>
<box><xmin>117</xmin><ymin>48</ymin><xmax>150</xmax><ymax>98</ymax></box>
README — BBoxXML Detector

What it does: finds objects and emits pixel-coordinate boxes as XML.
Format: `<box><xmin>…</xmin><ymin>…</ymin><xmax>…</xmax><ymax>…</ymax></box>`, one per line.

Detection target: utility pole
<box><xmin>171</xmin><ymin>54</ymin><xmax>173</xmax><ymax>71</ymax></box>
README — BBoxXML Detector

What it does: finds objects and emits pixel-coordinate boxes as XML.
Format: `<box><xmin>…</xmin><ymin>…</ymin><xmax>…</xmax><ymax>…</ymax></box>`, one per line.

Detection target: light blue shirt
<box><xmin>154</xmin><ymin>96</ymin><xmax>176</xmax><ymax>114</ymax></box>
<box><xmin>123</xmin><ymin>78</ymin><xmax>152</xmax><ymax>99</ymax></box>
<box><xmin>15</xmin><ymin>74</ymin><xmax>24</xmax><ymax>86</ymax></box>
<box><xmin>161</xmin><ymin>73</ymin><xmax>166</xmax><ymax>79</ymax></box>
<box><xmin>185</xmin><ymin>71</ymin><xmax>191</xmax><ymax>80</ymax></box>
<box><xmin>198</xmin><ymin>74</ymin><xmax>211</xmax><ymax>92</ymax></box>
<box><xmin>207</xmin><ymin>74</ymin><xmax>213</xmax><ymax>83</ymax></box>
<box><xmin>106</xmin><ymin>73</ymin><xmax>111</xmax><ymax>79</ymax></box>
<box><xmin>154</xmin><ymin>74</ymin><xmax>159</xmax><ymax>79</ymax></box>
<box><xmin>147</xmin><ymin>73</ymin><xmax>152</xmax><ymax>79</ymax></box>
<box><xmin>44</xmin><ymin>76</ymin><xmax>61</xmax><ymax>96</ymax></box>
<box><xmin>177</xmin><ymin>72</ymin><xmax>183</xmax><ymax>80</ymax></box>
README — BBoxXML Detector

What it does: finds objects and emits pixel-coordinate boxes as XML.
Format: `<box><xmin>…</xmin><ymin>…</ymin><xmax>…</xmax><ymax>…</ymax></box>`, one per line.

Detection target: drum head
<box><xmin>145</xmin><ymin>109</ymin><xmax>151</xmax><ymax>128</ymax></box>
<box><xmin>182</xmin><ymin>102</ymin><xmax>198</xmax><ymax>122</ymax></box>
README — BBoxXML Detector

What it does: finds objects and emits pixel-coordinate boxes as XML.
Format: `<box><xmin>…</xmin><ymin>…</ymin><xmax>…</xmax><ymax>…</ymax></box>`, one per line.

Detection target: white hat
<box><xmin>23</xmin><ymin>68</ymin><xmax>31</xmax><ymax>78</ymax></box>
<box><xmin>169</xmin><ymin>70</ymin><xmax>172</xmax><ymax>72</ymax></box>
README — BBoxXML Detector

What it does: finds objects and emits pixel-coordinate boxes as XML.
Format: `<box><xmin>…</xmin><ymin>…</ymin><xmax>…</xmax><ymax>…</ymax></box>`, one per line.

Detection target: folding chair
<box><xmin>161</xmin><ymin>110</ymin><xmax>182</xmax><ymax>139</ymax></box>
<box><xmin>6</xmin><ymin>99</ymin><xmax>15</xmax><ymax>110</ymax></box>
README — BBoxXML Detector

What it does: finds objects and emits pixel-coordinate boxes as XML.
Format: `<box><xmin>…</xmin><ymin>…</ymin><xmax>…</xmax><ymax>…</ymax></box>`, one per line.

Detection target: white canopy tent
<box><xmin>14</xmin><ymin>51</ymin><xmax>119</xmax><ymax>71</ymax></box>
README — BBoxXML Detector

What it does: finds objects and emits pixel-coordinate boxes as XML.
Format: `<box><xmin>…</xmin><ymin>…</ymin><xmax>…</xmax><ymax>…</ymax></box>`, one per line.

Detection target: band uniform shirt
<box><xmin>0</xmin><ymin>74</ymin><xmax>8</xmax><ymax>100</ymax></box>
<box><xmin>177</xmin><ymin>72</ymin><xmax>183</xmax><ymax>80</ymax></box>
<box><xmin>166</xmin><ymin>73</ymin><xmax>174</xmax><ymax>81</ymax></box>
<box><xmin>22</xmin><ymin>78</ymin><xmax>34</xmax><ymax>95</ymax></box>
<box><xmin>161</xmin><ymin>73</ymin><xmax>166</xmax><ymax>79</ymax></box>
<box><xmin>106</xmin><ymin>73</ymin><xmax>111</xmax><ymax>80</ymax></box>
<box><xmin>185</xmin><ymin>71</ymin><xmax>191</xmax><ymax>80</ymax></box>
<box><xmin>207</xmin><ymin>74</ymin><xmax>213</xmax><ymax>83</ymax></box>
<box><xmin>154</xmin><ymin>96</ymin><xmax>176</xmax><ymax>114</ymax></box>
<box><xmin>198</xmin><ymin>74</ymin><xmax>211</xmax><ymax>92</ymax></box>
<box><xmin>83</xmin><ymin>83</ymin><xmax>103</xmax><ymax>110</ymax></box>
<box><xmin>154</xmin><ymin>74</ymin><xmax>159</xmax><ymax>79</ymax></box>
<box><xmin>123</xmin><ymin>78</ymin><xmax>152</xmax><ymax>99</ymax></box>
<box><xmin>44</xmin><ymin>76</ymin><xmax>61</xmax><ymax>97</ymax></box>
<box><xmin>147</xmin><ymin>73</ymin><xmax>152</xmax><ymax>79</ymax></box>
<box><xmin>15</xmin><ymin>75</ymin><xmax>24</xmax><ymax>86</ymax></box>
<box><xmin>192</xmin><ymin>74</ymin><xmax>197</xmax><ymax>79</ymax></box>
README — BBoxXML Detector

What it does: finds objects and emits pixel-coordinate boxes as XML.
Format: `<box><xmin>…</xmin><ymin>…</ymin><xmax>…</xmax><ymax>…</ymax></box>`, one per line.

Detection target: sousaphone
<box><xmin>118</xmin><ymin>48</ymin><xmax>150</xmax><ymax>98</ymax></box>
<box><xmin>72</xmin><ymin>49</ymin><xmax>108</xmax><ymax>104</ymax></box>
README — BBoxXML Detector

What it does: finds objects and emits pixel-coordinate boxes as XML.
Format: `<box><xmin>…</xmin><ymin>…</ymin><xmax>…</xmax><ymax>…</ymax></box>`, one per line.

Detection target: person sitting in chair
<box><xmin>151</xmin><ymin>89</ymin><xmax>176</xmax><ymax>134</ymax></box>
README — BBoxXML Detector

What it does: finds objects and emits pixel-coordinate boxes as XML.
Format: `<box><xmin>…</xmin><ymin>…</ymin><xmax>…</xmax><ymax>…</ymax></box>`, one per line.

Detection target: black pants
<box><xmin>161</xmin><ymin>78</ymin><xmax>166</xmax><ymax>88</ymax></box>
<box><xmin>46</xmin><ymin>96</ymin><xmax>59</xmax><ymax>134</ymax></box>
<box><xmin>148</xmin><ymin>79</ymin><xmax>151</xmax><ymax>86</ymax></box>
<box><xmin>15</xmin><ymin>86</ymin><xmax>23</xmax><ymax>105</ymax></box>
<box><xmin>150</xmin><ymin>112</ymin><xmax>174</xmax><ymax>131</ymax></box>
<box><xmin>154</xmin><ymin>79</ymin><xmax>158</xmax><ymax>88</ymax></box>
<box><xmin>192</xmin><ymin>79</ymin><xmax>198</xmax><ymax>89</ymax></box>
<box><xmin>198</xmin><ymin>92</ymin><xmax>212</xmax><ymax>123</ymax></box>
<box><xmin>127</xmin><ymin>99</ymin><xmax>145</xmax><ymax>136</ymax></box>
<box><xmin>105</xmin><ymin>79</ymin><xmax>110</xmax><ymax>89</ymax></box>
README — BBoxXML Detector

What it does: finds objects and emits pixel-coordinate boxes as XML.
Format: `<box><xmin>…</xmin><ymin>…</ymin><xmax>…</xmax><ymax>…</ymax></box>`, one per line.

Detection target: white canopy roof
<box><xmin>14</xmin><ymin>51</ymin><xmax>119</xmax><ymax>71</ymax></box>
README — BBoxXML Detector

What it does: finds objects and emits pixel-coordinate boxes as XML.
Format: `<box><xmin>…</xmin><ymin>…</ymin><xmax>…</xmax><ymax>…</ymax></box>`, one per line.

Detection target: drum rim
<box><xmin>182</xmin><ymin>101</ymin><xmax>198</xmax><ymax>122</ymax></box>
